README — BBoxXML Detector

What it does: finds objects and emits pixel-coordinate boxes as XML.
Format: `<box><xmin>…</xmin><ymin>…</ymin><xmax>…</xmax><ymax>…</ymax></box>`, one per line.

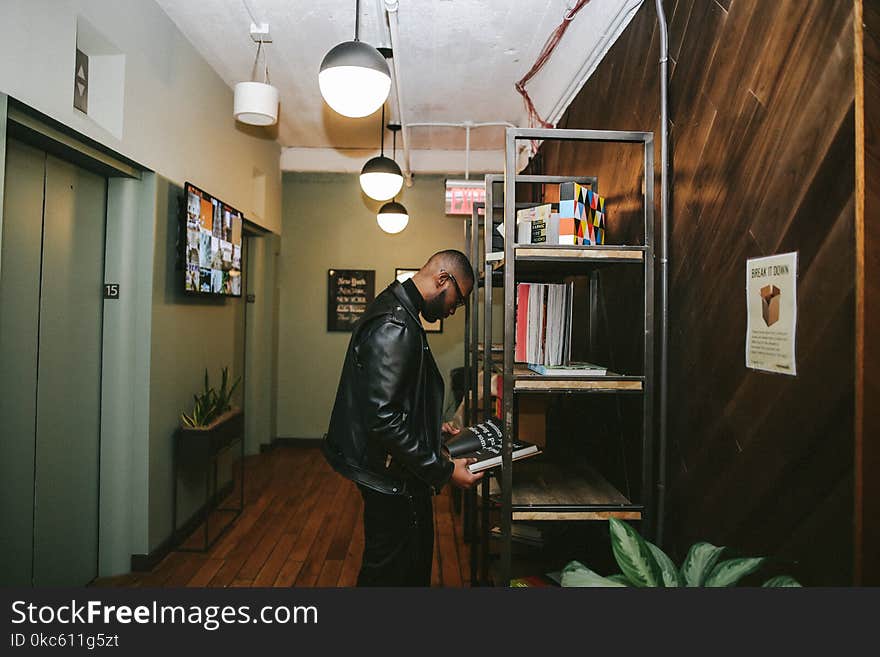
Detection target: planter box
<box><xmin>179</xmin><ymin>408</ymin><xmax>244</xmax><ymax>454</ymax></box>
<box><xmin>174</xmin><ymin>407</ymin><xmax>245</xmax><ymax>551</ymax></box>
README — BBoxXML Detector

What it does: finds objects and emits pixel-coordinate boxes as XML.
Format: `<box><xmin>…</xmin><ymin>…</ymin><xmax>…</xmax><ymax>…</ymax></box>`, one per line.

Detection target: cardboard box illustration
<box><xmin>760</xmin><ymin>284</ymin><xmax>781</xmax><ymax>326</ymax></box>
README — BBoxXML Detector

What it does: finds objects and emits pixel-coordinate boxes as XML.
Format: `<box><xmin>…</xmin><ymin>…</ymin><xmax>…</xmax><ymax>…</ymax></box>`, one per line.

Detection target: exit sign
<box><xmin>445</xmin><ymin>180</ymin><xmax>486</xmax><ymax>215</ymax></box>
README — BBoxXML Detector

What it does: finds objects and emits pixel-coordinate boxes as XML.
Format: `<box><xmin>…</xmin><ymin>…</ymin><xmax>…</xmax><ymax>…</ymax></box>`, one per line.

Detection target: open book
<box><xmin>444</xmin><ymin>417</ymin><xmax>541</xmax><ymax>474</ymax></box>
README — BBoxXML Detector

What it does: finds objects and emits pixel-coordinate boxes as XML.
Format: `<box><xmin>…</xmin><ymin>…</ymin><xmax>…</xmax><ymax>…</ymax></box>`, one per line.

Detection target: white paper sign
<box><xmin>746</xmin><ymin>252</ymin><xmax>798</xmax><ymax>375</ymax></box>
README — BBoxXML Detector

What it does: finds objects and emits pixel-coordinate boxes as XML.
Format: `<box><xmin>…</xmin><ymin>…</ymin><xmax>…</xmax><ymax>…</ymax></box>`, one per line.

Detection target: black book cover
<box><xmin>444</xmin><ymin>418</ymin><xmax>541</xmax><ymax>473</ymax></box>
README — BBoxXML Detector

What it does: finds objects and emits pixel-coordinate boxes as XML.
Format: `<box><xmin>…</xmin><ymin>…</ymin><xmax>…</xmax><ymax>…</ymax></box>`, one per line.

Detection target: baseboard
<box><xmin>130</xmin><ymin>480</ymin><xmax>235</xmax><ymax>572</ymax></box>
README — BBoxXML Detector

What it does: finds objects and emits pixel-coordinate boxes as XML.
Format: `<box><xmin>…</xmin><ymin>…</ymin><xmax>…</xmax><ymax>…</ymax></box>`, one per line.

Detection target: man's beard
<box><xmin>422</xmin><ymin>289</ymin><xmax>448</xmax><ymax>322</ymax></box>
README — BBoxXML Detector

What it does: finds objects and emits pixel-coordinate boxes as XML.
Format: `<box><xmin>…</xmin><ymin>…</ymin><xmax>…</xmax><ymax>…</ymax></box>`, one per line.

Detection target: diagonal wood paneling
<box><xmin>535</xmin><ymin>0</ymin><xmax>856</xmax><ymax>584</ymax></box>
<box><xmin>856</xmin><ymin>0</ymin><xmax>880</xmax><ymax>585</ymax></box>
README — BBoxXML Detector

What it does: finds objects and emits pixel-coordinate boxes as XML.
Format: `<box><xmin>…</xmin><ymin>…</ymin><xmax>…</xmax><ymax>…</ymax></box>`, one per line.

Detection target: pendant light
<box><xmin>377</xmin><ymin>125</ymin><xmax>408</xmax><ymax>234</ymax></box>
<box><xmin>234</xmin><ymin>34</ymin><xmax>279</xmax><ymax>126</ymax></box>
<box><xmin>319</xmin><ymin>0</ymin><xmax>391</xmax><ymax>118</ymax></box>
<box><xmin>360</xmin><ymin>106</ymin><xmax>403</xmax><ymax>201</ymax></box>
<box><xmin>377</xmin><ymin>200</ymin><xmax>409</xmax><ymax>234</ymax></box>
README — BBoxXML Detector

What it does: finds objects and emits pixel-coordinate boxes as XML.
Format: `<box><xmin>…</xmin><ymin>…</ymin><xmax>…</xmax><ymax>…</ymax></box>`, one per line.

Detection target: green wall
<box><xmin>147</xmin><ymin>177</ymin><xmax>246</xmax><ymax>551</ymax></box>
<box><xmin>245</xmin><ymin>233</ymin><xmax>280</xmax><ymax>453</ymax></box>
<box><xmin>277</xmin><ymin>173</ymin><xmax>472</xmax><ymax>439</ymax></box>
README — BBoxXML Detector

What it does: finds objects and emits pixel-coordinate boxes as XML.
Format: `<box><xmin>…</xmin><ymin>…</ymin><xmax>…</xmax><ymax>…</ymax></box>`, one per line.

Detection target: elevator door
<box><xmin>0</xmin><ymin>138</ymin><xmax>106</xmax><ymax>586</ymax></box>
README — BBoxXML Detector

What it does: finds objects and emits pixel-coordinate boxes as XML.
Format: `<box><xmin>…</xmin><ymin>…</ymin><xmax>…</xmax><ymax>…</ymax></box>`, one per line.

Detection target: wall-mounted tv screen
<box><xmin>183</xmin><ymin>182</ymin><xmax>243</xmax><ymax>297</ymax></box>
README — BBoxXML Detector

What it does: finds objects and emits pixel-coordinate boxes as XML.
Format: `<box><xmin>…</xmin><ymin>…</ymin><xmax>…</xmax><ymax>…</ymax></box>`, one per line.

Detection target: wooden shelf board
<box><xmin>487</xmin><ymin>247</ymin><xmax>646</xmax><ymax>277</ymax></box>
<box><xmin>512</xmin><ymin>510</ymin><xmax>642</xmax><ymax>521</ymax></box>
<box><xmin>516</xmin><ymin>246</ymin><xmax>645</xmax><ymax>262</ymax></box>
<box><xmin>511</xmin><ymin>366</ymin><xmax>643</xmax><ymax>392</ymax></box>
<box><xmin>507</xmin><ymin>463</ymin><xmax>641</xmax><ymax>521</ymax></box>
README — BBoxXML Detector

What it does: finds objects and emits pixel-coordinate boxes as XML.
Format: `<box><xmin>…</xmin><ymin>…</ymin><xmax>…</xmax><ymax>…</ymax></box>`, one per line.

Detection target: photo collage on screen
<box><xmin>185</xmin><ymin>184</ymin><xmax>243</xmax><ymax>296</ymax></box>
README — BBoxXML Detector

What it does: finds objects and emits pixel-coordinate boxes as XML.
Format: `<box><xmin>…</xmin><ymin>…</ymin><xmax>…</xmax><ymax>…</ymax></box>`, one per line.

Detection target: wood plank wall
<box><xmin>534</xmin><ymin>0</ymin><xmax>856</xmax><ymax>584</ymax></box>
<box><xmin>856</xmin><ymin>0</ymin><xmax>880</xmax><ymax>586</ymax></box>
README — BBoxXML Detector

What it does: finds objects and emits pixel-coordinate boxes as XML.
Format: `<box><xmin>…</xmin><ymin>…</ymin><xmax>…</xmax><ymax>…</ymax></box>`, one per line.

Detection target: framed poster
<box><xmin>745</xmin><ymin>252</ymin><xmax>798</xmax><ymax>375</ymax></box>
<box><xmin>328</xmin><ymin>269</ymin><xmax>375</xmax><ymax>332</ymax></box>
<box><xmin>396</xmin><ymin>268</ymin><xmax>443</xmax><ymax>333</ymax></box>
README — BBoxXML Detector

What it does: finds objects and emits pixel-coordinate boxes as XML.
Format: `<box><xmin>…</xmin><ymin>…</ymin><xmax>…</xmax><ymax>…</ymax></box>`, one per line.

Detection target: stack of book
<box><xmin>515</xmin><ymin>282</ymin><xmax>573</xmax><ymax>366</ymax></box>
<box><xmin>508</xmin><ymin>183</ymin><xmax>609</xmax><ymax>247</ymax></box>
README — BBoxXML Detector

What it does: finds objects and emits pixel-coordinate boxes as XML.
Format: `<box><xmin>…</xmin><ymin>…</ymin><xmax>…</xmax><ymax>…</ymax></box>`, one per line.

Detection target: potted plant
<box><xmin>174</xmin><ymin>367</ymin><xmax>244</xmax><ymax>549</ymax></box>
<box><xmin>181</xmin><ymin>366</ymin><xmax>242</xmax><ymax>431</ymax></box>
<box><xmin>561</xmin><ymin>518</ymin><xmax>801</xmax><ymax>587</ymax></box>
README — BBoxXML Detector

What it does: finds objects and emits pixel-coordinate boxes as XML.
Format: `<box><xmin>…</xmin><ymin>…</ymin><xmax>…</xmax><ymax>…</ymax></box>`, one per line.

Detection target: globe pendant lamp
<box><xmin>376</xmin><ymin>125</ymin><xmax>408</xmax><ymax>234</ymax></box>
<box><xmin>234</xmin><ymin>39</ymin><xmax>279</xmax><ymax>126</ymax></box>
<box><xmin>360</xmin><ymin>108</ymin><xmax>403</xmax><ymax>201</ymax></box>
<box><xmin>377</xmin><ymin>200</ymin><xmax>409</xmax><ymax>234</ymax></box>
<box><xmin>319</xmin><ymin>0</ymin><xmax>391</xmax><ymax>118</ymax></box>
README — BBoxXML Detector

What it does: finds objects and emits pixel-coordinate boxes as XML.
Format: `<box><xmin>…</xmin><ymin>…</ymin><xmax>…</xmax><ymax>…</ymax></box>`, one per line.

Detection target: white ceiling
<box><xmin>155</xmin><ymin>0</ymin><xmax>643</xmax><ymax>172</ymax></box>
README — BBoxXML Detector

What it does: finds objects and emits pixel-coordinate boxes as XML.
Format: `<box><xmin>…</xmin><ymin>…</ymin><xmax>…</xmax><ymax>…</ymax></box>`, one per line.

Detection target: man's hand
<box><xmin>441</xmin><ymin>421</ymin><xmax>461</xmax><ymax>437</ymax></box>
<box><xmin>450</xmin><ymin>457</ymin><xmax>484</xmax><ymax>489</ymax></box>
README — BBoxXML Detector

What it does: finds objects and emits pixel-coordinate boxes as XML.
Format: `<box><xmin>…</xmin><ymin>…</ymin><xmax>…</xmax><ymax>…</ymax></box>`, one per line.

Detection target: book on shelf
<box><xmin>559</xmin><ymin>181</ymin><xmax>608</xmax><ymax>245</ymax></box>
<box><xmin>485</xmin><ymin>181</ymin><xmax>609</xmax><ymax>259</ymax></box>
<box><xmin>525</xmin><ymin>361</ymin><xmax>608</xmax><ymax>376</ymax></box>
<box><xmin>515</xmin><ymin>203</ymin><xmax>553</xmax><ymax>244</ymax></box>
<box><xmin>516</xmin><ymin>203</ymin><xmax>587</xmax><ymax>246</ymax></box>
<box><xmin>515</xmin><ymin>281</ymin><xmax>573</xmax><ymax>366</ymax></box>
<box><xmin>444</xmin><ymin>417</ymin><xmax>541</xmax><ymax>474</ymax></box>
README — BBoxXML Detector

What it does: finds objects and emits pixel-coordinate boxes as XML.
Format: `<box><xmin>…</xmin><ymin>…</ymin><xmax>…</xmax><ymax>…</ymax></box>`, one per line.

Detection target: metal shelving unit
<box><xmin>477</xmin><ymin>127</ymin><xmax>655</xmax><ymax>586</ymax></box>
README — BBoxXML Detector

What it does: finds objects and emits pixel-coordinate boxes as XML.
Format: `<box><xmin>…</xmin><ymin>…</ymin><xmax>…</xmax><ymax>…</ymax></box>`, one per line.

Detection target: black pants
<box><xmin>357</xmin><ymin>484</ymin><xmax>434</xmax><ymax>587</ymax></box>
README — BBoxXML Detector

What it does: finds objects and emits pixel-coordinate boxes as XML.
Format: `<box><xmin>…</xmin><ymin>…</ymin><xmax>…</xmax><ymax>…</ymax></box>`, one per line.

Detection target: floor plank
<box><xmin>91</xmin><ymin>446</ymin><xmax>472</xmax><ymax>588</ymax></box>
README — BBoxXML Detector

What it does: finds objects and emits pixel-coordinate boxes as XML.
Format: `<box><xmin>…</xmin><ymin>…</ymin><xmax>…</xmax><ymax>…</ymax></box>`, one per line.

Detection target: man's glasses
<box><xmin>441</xmin><ymin>270</ymin><xmax>466</xmax><ymax>309</ymax></box>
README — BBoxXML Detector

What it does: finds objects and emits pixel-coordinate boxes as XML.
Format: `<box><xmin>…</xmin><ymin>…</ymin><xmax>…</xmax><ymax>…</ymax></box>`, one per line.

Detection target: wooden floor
<box><xmin>92</xmin><ymin>446</ymin><xmax>473</xmax><ymax>587</ymax></box>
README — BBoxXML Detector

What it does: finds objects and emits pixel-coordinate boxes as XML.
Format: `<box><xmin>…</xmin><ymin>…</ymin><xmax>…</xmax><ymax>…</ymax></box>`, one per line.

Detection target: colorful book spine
<box><xmin>515</xmin><ymin>283</ymin><xmax>529</xmax><ymax>362</ymax></box>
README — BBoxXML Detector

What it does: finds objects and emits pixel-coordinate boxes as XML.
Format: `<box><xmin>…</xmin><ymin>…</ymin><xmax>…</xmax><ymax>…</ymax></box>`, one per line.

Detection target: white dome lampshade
<box><xmin>319</xmin><ymin>40</ymin><xmax>391</xmax><ymax>118</ymax></box>
<box><xmin>360</xmin><ymin>155</ymin><xmax>403</xmax><ymax>201</ymax></box>
<box><xmin>377</xmin><ymin>201</ymin><xmax>409</xmax><ymax>234</ymax></box>
<box><xmin>234</xmin><ymin>81</ymin><xmax>279</xmax><ymax>126</ymax></box>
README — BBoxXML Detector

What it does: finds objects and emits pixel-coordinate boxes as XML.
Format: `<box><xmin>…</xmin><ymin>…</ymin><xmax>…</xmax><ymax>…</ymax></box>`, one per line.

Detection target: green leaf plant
<box><xmin>180</xmin><ymin>366</ymin><xmax>241</xmax><ymax>428</ymax></box>
<box><xmin>561</xmin><ymin>518</ymin><xmax>801</xmax><ymax>588</ymax></box>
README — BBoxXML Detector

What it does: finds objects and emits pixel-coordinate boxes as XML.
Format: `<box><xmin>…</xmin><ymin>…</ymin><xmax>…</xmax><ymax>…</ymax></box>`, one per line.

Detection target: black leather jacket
<box><xmin>322</xmin><ymin>281</ymin><xmax>454</xmax><ymax>495</ymax></box>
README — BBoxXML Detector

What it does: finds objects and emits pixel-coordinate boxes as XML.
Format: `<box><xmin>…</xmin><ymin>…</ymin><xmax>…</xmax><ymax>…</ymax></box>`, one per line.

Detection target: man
<box><xmin>323</xmin><ymin>249</ymin><xmax>483</xmax><ymax>586</ymax></box>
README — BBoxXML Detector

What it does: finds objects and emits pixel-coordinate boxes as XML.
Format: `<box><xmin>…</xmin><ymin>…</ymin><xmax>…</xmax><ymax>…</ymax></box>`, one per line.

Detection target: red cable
<box><xmin>515</xmin><ymin>0</ymin><xmax>592</xmax><ymax>129</ymax></box>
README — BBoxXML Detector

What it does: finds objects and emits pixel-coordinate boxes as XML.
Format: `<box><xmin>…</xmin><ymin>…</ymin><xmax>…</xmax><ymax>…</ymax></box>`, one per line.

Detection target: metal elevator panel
<box><xmin>0</xmin><ymin>139</ymin><xmax>45</xmax><ymax>586</ymax></box>
<box><xmin>0</xmin><ymin>138</ymin><xmax>106</xmax><ymax>586</ymax></box>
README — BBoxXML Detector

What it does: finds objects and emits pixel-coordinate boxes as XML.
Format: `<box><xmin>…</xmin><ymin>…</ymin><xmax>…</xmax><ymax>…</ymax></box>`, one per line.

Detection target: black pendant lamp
<box><xmin>360</xmin><ymin>106</ymin><xmax>403</xmax><ymax>201</ymax></box>
<box><xmin>318</xmin><ymin>0</ymin><xmax>391</xmax><ymax>118</ymax></box>
<box><xmin>377</xmin><ymin>124</ymin><xmax>408</xmax><ymax>234</ymax></box>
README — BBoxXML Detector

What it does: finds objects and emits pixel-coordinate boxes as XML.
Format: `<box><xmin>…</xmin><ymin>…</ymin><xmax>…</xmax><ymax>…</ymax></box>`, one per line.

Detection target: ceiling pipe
<box><xmin>383</xmin><ymin>0</ymin><xmax>413</xmax><ymax>186</ymax></box>
<box><xmin>466</xmin><ymin>121</ymin><xmax>470</xmax><ymax>179</ymax></box>
<box><xmin>383</xmin><ymin>2</ymin><xmax>514</xmax><ymax>184</ymax></box>
<box><xmin>406</xmin><ymin>121</ymin><xmax>517</xmax><ymax>180</ymax></box>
